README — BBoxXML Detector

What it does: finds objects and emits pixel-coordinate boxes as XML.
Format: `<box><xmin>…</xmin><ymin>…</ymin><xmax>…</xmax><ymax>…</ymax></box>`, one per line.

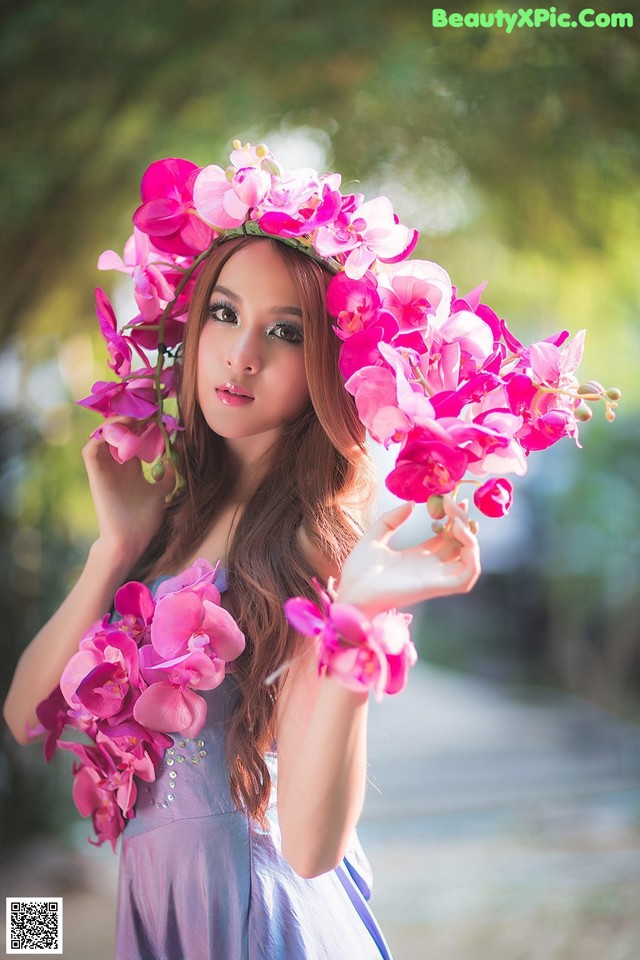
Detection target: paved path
<box><xmin>360</xmin><ymin>664</ymin><xmax>640</xmax><ymax>959</ymax></box>
<box><xmin>3</xmin><ymin>665</ymin><xmax>639</xmax><ymax>959</ymax></box>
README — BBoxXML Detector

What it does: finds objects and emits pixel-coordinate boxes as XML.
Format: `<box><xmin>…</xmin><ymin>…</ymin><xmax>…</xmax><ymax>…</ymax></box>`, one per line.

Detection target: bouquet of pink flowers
<box><xmin>285</xmin><ymin>583</ymin><xmax>416</xmax><ymax>700</ymax></box>
<box><xmin>34</xmin><ymin>560</ymin><xmax>245</xmax><ymax>848</ymax></box>
<box><xmin>327</xmin><ymin>269</ymin><xmax>621</xmax><ymax>517</ymax></box>
<box><xmin>80</xmin><ymin>141</ymin><xmax>619</xmax><ymax>515</ymax></box>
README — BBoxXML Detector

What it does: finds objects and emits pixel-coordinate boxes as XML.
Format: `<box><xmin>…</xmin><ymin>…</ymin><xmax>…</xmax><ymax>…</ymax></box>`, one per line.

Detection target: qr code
<box><xmin>5</xmin><ymin>898</ymin><xmax>63</xmax><ymax>954</ymax></box>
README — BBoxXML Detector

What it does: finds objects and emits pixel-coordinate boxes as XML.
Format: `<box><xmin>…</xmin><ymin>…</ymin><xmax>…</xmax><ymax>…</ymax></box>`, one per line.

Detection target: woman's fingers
<box><xmin>448</xmin><ymin>516</ymin><xmax>481</xmax><ymax>588</ymax></box>
<box><xmin>365</xmin><ymin>501</ymin><xmax>415</xmax><ymax>547</ymax></box>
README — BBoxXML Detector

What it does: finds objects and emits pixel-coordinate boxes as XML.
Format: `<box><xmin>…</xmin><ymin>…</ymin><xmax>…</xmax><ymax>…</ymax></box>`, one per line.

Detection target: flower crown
<box><xmin>81</xmin><ymin>139</ymin><xmax>620</xmax><ymax>518</ymax></box>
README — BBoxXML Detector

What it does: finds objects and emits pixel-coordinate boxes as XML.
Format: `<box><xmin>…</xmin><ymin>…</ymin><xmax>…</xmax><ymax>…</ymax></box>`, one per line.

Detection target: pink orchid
<box><xmin>430</xmin><ymin>371</ymin><xmax>503</xmax><ymax>419</ymax></box>
<box><xmin>59</xmin><ymin>740</ymin><xmax>132</xmax><ymax>848</ymax></box>
<box><xmin>378</xmin><ymin>341</ymin><xmax>435</xmax><ymax>423</ymax></box>
<box><xmin>337</xmin><ymin>313</ymin><xmax>399</xmax><ymax>382</ymax></box>
<box><xmin>133</xmin><ymin>681</ymin><xmax>208</xmax><ymax>739</ymax></box>
<box><xmin>133</xmin><ymin>158</ymin><xmax>215</xmax><ymax>256</ymax></box>
<box><xmin>420</xmin><ymin>340</ymin><xmax>463</xmax><ymax>395</ymax></box>
<box><xmin>194</xmin><ymin>164</ymin><xmax>271</xmax><ymax>229</ymax></box>
<box><xmin>113</xmin><ymin>580</ymin><xmax>156</xmax><ymax>644</ymax></box>
<box><xmin>326</xmin><ymin>271</ymin><xmax>385</xmax><ymax>340</ymax></box>
<box><xmin>284</xmin><ymin>589</ymin><xmax>415</xmax><ymax>700</ymax></box>
<box><xmin>462</xmin><ymin>410</ymin><xmax>528</xmax><ymax>478</ymax></box>
<box><xmin>70</xmin><ymin>762</ymin><xmax>124</xmax><ymax>850</ymax></box>
<box><xmin>346</xmin><ymin>365</ymin><xmax>413</xmax><ymax>445</ymax></box>
<box><xmin>92</xmin><ymin>416</ymin><xmax>179</xmax><ymax>465</ymax></box>
<box><xmin>386</xmin><ymin>422</ymin><xmax>470</xmax><ymax>501</ymax></box>
<box><xmin>58</xmin><ymin>617</ymin><xmax>115</xmax><ymax>703</ymax></box>
<box><xmin>504</xmin><ymin>371</ymin><xmax>537</xmax><ymax>417</ymax></box>
<box><xmin>344</xmin><ymin>342</ymin><xmax>435</xmax><ymax>446</ymax></box>
<box><xmin>61</xmin><ymin>626</ymin><xmax>141</xmax><ymax>722</ymax></box>
<box><xmin>473</xmin><ymin>477</ymin><xmax>514</xmax><ymax>518</ymax></box>
<box><xmin>315</xmin><ymin>196</ymin><xmax>419</xmax><ymax>280</ymax></box>
<box><xmin>74</xmin><ymin>656</ymin><xmax>138</xmax><ymax>723</ymax></box>
<box><xmin>132</xmin><ymin>562</ymin><xmax>245</xmax><ymax>736</ymax></box>
<box><xmin>94</xmin><ymin>288</ymin><xmax>132</xmax><ymax>376</ymax></box>
<box><xmin>37</xmin><ymin>557</ymin><xmax>246</xmax><ymax>848</ymax></box>
<box><xmin>524</xmin><ymin>331</ymin><xmax>585</xmax><ymax>423</ymax></box>
<box><xmin>98</xmin><ymin>229</ymin><xmax>179</xmax><ymax>324</ymax></box>
<box><xmin>100</xmin><ymin>719</ymin><xmax>172</xmax><ymax>770</ymax></box>
<box><xmin>147</xmin><ymin>587</ymin><xmax>245</xmax><ymax>672</ymax></box>
<box><xmin>34</xmin><ymin>686</ymin><xmax>70</xmax><ymax>762</ymax></box>
<box><xmin>379</xmin><ymin>260</ymin><xmax>453</xmax><ymax>333</ymax></box>
<box><xmin>95</xmin><ymin>730</ymin><xmax>157</xmax><ymax>795</ymax></box>
<box><xmin>259</xmin><ymin>176</ymin><xmax>343</xmax><ymax>238</ymax></box>
<box><xmin>64</xmin><ymin>732</ymin><xmax>154</xmax><ymax>831</ymax></box>
<box><xmin>78</xmin><ymin>373</ymin><xmax>159</xmax><ymax>419</ymax></box>
<box><xmin>517</xmin><ymin>409</ymin><xmax>578</xmax><ymax>452</ymax></box>
<box><xmin>83</xmin><ymin>139</ymin><xmax>608</xmax><ymax>536</ymax></box>
<box><xmin>128</xmin><ymin>312</ymin><xmax>188</xmax><ymax>352</ymax></box>
<box><xmin>434</xmin><ymin>308</ymin><xmax>496</xmax><ymax>380</ymax></box>
<box><xmin>372</xmin><ymin>610</ymin><xmax>417</xmax><ymax>695</ymax></box>
<box><xmin>154</xmin><ymin>557</ymin><xmax>221</xmax><ymax>602</ymax></box>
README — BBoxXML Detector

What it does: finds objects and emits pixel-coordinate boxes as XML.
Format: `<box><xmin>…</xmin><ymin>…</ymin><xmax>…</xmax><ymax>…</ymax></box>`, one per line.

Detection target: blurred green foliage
<box><xmin>1</xmin><ymin>0</ymin><xmax>638</xmax><ymax>844</ymax></box>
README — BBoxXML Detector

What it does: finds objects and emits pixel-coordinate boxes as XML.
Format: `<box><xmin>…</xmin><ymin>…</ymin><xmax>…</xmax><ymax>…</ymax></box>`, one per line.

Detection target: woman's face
<box><xmin>197</xmin><ymin>241</ymin><xmax>311</xmax><ymax>461</ymax></box>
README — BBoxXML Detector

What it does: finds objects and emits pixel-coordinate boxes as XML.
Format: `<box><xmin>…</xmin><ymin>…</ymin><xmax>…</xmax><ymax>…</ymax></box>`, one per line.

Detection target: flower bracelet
<box><xmin>284</xmin><ymin>581</ymin><xmax>416</xmax><ymax>701</ymax></box>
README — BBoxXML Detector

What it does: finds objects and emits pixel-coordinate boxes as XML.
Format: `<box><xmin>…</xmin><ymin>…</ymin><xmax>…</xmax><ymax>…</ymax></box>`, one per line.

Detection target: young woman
<box><xmin>4</xmin><ymin>164</ymin><xmax>481</xmax><ymax>959</ymax></box>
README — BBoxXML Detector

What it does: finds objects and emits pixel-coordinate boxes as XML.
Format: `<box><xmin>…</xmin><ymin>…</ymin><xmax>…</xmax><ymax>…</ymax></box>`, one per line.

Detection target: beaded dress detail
<box><xmin>115</xmin><ymin>567</ymin><xmax>392</xmax><ymax>960</ymax></box>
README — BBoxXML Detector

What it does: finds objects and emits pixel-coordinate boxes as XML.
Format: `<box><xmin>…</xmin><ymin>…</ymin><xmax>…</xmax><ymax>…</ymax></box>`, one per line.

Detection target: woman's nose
<box><xmin>225</xmin><ymin>332</ymin><xmax>262</xmax><ymax>374</ymax></box>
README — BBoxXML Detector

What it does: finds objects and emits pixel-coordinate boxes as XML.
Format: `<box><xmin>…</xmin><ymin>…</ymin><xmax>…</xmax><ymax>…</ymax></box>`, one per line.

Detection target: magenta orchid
<box><xmin>35</xmin><ymin>559</ymin><xmax>245</xmax><ymax>848</ymax></box>
<box><xmin>92</xmin><ymin>416</ymin><xmax>181</xmax><ymax>465</ymax></box>
<box><xmin>473</xmin><ymin>477</ymin><xmax>514</xmax><ymax>518</ymax></box>
<box><xmin>85</xmin><ymin>138</ymin><xmax>619</xmax><ymax>514</ymax></box>
<box><xmin>133</xmin><ymin>158</ymin><xmax>215</xmax><ymax>256</ymax></box>
<box><xmin>284</xmin><ymin>583</ymin><xmax>415</xmax><ymax>701</ymax></box>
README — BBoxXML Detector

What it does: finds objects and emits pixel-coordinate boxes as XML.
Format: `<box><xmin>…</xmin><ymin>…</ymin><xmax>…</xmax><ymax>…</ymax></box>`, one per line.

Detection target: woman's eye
<box><xmin>269</xmin><ymin>324</ymin><xmax>304</xmax><ymax>345</ymax></box>
<box><xmin>208</xmin><ymin>303</ymin><xmax>238</xmax><ymax>324</ymax></box>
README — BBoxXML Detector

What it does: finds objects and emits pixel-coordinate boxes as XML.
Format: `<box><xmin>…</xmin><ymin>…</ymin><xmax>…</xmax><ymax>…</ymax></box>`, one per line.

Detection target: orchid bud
<box><xmin>427</xmin><ymin>495</ymin><xmax>446</xmax><ymax>520</ymax></box>
<box><xmin>574</xmin><ymin>402</ymin><xmax>593</xmax><ymax>422</ymax></box>
<box><xmin>232</xmin><ymin>139</ymin><xmax>241</xmax><ymax>150</ymax></box>
<box><xmin>577</xmin><ymin>380</ymin><xmax>605</xmax><ymax>396</ymax></box>
<box><xmin>606</xmin><ymin>387</ymin><xmax>622</xmax><ymax>401</ymax></box>
<box><xmin>469</xmin><ymin>520</ymin><xmax>479</xmax><ymax>535</ymax></box>
<box><xmin>255</xmin><ymin>143</ymin><xmax>269</xmax><ymax>159</ymax></box>
<box><xmin>151</xmin><ymin>461</ymin><xmax>166</xmax><ymax>481</ymax></box>
<box><xmin>225</xmin><ymin>166</ymin><xmax>235</xmax><ymax>182</ymax></box>
<box><xmin>606</xmin><ymin>409</ymin><xmax>616</xmax><ymax>422</ymax></box>
<box><xmin>262</xmin><ymin>159</ymin><xmax>282</xmax><ymax>178</ymax></box>
<box><xmin>431</xmin><ymin>521</ymin><xmax>445</xmax><ymax>535</ymax></box>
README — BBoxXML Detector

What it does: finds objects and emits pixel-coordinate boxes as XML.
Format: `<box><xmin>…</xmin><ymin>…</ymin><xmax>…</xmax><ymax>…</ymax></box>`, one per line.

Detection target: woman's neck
<box><xmin>224</xmin><ymin>433</ymin><xmax>278</xmax><ymax>500</ymax></box>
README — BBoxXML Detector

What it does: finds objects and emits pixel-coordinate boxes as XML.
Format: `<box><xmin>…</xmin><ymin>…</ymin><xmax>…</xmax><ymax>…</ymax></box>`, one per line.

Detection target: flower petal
<box><xmin>133</xmin><ymin>681</ymin><xmax>207</xmax><ymax>737</ymax></box>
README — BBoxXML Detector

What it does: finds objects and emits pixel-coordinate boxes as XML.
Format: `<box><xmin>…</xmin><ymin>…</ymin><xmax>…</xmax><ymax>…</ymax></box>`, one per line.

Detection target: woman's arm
<box><xmin>277</xmin><ymin>497</ymin><xmax>480</xmax><ymax>878</ymax></box>
<box><xmin>3</xmin><ymin>422</ymin><xmax>175</xmax><ymax>744</ymax></box>
<box><xmin>4</xmin><ymin>540</ymin><xmax>139</xmax><ymax>743</ymax></box>
<box><xmin>277</xmin><ymin>649</ymin><xmax>368</xmax><ymax>879</ymax></box>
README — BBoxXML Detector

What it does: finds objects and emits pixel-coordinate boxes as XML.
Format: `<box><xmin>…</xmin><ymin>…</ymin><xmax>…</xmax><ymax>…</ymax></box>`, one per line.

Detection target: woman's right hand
<box><xmin>82</xmin><ymin>417</ymin><xmax>175</xmax><ymax>565</ymax></box>
<box><xmin>337</xmin><ymin>496</ymin><xmax>481</xmax><ymax>617</ymax></box>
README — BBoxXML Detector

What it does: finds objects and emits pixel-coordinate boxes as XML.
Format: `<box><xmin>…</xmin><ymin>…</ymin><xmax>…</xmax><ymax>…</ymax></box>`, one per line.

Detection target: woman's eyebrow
<box><xmin>211</xmin><ymin>284</ymin><xmax>241</xmax><ymax>302</ymax></box>
<box><xmin>211</xmin><ymin>284</ymin><xmax>302</xmax><ymax>318</ymax></box>
<box><xmin>267</xmin><ymin>305</ymin><xmax>303</xmax><ymax>318</ymax></box>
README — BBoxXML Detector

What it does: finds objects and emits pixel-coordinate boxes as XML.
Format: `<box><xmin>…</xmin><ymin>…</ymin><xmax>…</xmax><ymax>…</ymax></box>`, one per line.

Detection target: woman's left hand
<box><xmin>337</xmin><ymin>496</ymin><xmax>481</xmax><ymax>617</ymax></box>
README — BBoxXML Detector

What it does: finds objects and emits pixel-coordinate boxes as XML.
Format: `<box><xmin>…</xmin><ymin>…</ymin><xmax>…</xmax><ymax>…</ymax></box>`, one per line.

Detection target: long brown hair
<box><xmin>138</xmin><ymin>236</ymin><xmax>375</xmax><ymax>823</ymax></box>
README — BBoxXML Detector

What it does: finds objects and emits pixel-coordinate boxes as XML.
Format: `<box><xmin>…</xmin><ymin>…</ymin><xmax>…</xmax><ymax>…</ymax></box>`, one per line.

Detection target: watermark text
<box><xmin>432</xmin><ymin>7</ymin><xmax>634</xmax><ymax>32</ymax></box>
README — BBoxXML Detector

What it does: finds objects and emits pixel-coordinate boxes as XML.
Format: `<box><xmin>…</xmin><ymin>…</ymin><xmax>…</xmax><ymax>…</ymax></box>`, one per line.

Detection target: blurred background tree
<box><xmin>1</xmin><ymin>0</ymin><xmax>638</xmax><ymax>847</ymax></box>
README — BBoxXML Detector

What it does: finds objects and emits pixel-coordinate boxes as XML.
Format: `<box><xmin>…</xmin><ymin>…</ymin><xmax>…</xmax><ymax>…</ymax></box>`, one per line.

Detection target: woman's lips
<box><xmin>215</xmin><ymin>382</ymin><xmax>254</xmax><ymax>407</ymax></box>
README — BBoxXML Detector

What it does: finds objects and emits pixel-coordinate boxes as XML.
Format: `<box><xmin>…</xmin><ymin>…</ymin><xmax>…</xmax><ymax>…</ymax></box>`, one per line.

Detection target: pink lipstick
<box><xmin>215</xmin><ymin>382</ymin><xmax>254</xmax><ymax>407</ymax></box>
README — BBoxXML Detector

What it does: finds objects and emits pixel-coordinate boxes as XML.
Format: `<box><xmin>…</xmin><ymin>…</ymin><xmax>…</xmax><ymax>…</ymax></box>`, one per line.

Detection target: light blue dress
<box><xmin>115</xmin><ymin>569</ymin><xmax>392</xmax><ymax>960</ymax></box>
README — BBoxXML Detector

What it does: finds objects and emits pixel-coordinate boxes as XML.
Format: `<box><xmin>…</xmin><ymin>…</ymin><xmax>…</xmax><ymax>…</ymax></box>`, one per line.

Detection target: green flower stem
<box><xmin>530</xmin><ymin>381</ymin><xmax>618</xmax><ymax>421</ymax></box>
<box><xmin>411</xmin><ymin>368</ymin><xmax>435</xmax><ymax>396</ymax></box>
<box><xmin>149</xmin><ymin>238</ymin><xmax>219</xmax><ymax>489</ymax></box>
